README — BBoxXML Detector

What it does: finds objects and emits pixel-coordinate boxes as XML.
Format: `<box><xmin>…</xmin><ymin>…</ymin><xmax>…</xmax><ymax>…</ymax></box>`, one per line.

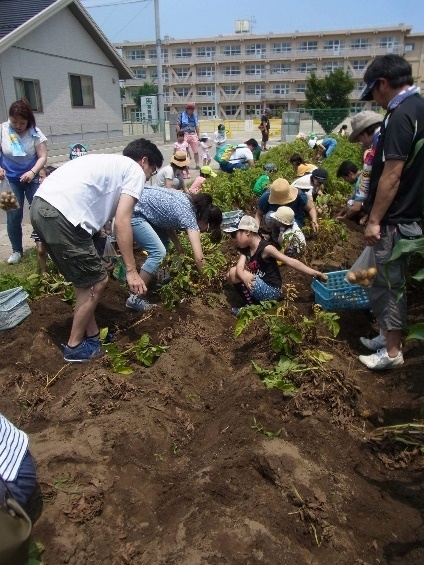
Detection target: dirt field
<box><xmin>0</xmin><ymin>227</ymin><xmax>423</xmax><ymax>565</ymax></box>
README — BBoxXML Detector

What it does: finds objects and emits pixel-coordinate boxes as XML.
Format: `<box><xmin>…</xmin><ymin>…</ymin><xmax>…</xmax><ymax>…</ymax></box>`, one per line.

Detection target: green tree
<box><xmin>132</xmin><ymin>83</ymin><xmax>158</xmax><ymax>109</ymax></box>
<box><xmin>305</xmin><ymin>69</ymin><xmax>355</xmax><ymax>134</ymax></box>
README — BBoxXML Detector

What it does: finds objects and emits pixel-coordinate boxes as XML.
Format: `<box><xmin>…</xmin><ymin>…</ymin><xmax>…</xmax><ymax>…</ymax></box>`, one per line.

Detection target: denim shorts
<box><xmin>251</xmin><ymin>276</ymin><xmax>281</xmax><ymax>302</ymax></box>
<box><xmin>0</xmin><ymin>450</ymin><xmax>37</xmax><ymax>507</ymax></box>
<box><xmin>30</xmin><ymin>197</ymin><xmax>107</xmax><ymax>288</ymax></box>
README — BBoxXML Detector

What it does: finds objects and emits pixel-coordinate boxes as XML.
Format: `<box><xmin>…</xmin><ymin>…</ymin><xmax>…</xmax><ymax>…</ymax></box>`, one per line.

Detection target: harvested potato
<box><xmin>321</xmin><ymin>274</ymin><xmax>328</xmax><ymax>282</ymax></box>
<box><xmin>356</xmin><ymin>269</ymin><xmax>368</xmax><ymax>280</ymax></box>
<box><xmin>347</xmin><ymin>272</ymin><xmax>357</xmax><ymax>283</ymax></box>
<box><xmin>367</xmin><ymin>267</ymin><xmax>377</xmax><ymax>278</ymax></box>
<box><xmin>360</xmin><ymin>278</ymin><xmax>370</xmax><ymax>287</ymax></box>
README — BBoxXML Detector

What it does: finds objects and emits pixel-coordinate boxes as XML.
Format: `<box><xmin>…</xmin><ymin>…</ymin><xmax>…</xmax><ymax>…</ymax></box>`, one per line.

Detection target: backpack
<box><xmin>213</xmin><ymin>144</ymin><xmax>238</xmax><ymax>165</ymax></box>
<box><xmin>252</xmin><ymin>174</ymin><xmax>270</xmax><ymax>196</ymax></box>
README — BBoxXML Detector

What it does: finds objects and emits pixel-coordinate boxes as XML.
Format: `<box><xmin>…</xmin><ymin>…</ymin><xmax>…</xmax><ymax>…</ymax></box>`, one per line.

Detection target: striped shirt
<box><xmin>0</xmin><ymin>414</ymin><xmax>28</xmax><ymax>481</ymax></box>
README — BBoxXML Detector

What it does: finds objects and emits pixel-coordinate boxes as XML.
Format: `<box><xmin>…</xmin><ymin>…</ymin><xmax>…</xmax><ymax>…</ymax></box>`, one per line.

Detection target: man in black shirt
<box><xmin>260</xmin><ymin>108</ymin><xmax>271</xmax><ymax>151</ymax></box>
<box><xmin>357</xmin><ymin>55</ymin><xmax>424</xmax><ymax>370</ymax></box>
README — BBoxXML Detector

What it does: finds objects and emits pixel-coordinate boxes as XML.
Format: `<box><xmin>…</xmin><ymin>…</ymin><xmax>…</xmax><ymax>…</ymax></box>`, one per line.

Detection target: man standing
<box><xmin>260</xmin><ymin>108</ymin><xmax>271</xmax><ymax>151</ymax></box>
<box><xmin>30</xmin><ymin>139</ymin><xmax>163</xmax><ymax>362</ymax></box>
<box><xmin>176</xmin><ymin>103</ymin><xmax>200</xmax><ymax>169</ymax></box>
<box><xmin>357</xmin><ymin>55</ymin><xmax>424</xmax><ymax>370</ymax></box>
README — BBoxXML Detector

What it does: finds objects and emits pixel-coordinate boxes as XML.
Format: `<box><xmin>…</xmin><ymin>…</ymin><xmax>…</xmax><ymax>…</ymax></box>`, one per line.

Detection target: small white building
<box><xmin>0</xmin><ymin>0</ymin><xmax>133</xmax><ymax>141</ymax></box>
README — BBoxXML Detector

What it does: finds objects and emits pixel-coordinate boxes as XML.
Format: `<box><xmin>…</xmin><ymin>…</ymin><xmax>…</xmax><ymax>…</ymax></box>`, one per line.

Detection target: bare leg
<box><xmin>386</xmin><ymin>329</ymin><xmax>402</xmax><ymax>358</ymax></box>
<box><xmin>36</xmin><ymin>242</ymin><xmax>47</xmax><ymax>274</ymax></box>
<box><xmin>68</xmin><ymin>276</ymin><xmax>108</xmax><ymax>346</ymax></box>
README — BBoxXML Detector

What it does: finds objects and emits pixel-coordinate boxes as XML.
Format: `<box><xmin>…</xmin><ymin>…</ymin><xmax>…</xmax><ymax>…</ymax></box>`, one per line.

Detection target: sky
<box><xmin>80</xmin><ymin>0</ymin><xmax>424</xmax><ymax>44</ymax></box>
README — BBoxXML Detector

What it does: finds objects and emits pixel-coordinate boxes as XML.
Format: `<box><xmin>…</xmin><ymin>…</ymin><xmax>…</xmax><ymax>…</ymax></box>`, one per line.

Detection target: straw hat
<box><xmin>297</xmin><ymin>164</ymin><xmax>316</xmax><ymax>176</ymax></box>
<box><xmin>270</xmin><ymin>206</ymin><xmax>295</xmax><ymax>226</ymax></box>
<box><xmin>349</xmin><ymin>111</ymin><xmax>384</xmax><ymax>142</ymax></box>
<box><xmin>268</xmin><ymin>178</ymin><xmax>298</xmax><ymax>205</ymax></box>
<box><xmin>171</xmin><ymin>150</ymin><xmax>190</xmax><ymax>167</ymax></box>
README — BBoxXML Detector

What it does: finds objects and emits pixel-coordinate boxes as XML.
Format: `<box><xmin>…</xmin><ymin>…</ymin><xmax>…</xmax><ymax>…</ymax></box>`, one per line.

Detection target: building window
<box><xmin>222</xmin><ymin>85</ymin><xmax>238</xmax><ymax>95</ymax></box>
<box><xmin>405</xmin><ymin>43</ymin><xmax>414</xmax><ymax>52</ymax></box>
<box><xmin>196</xmin><ymin>46</ymin><xmax>216</xmax><ymax>59</ymax></box>
<box><xmin>351</xmin><ymin>59</ymin><xmax>368</xmax><ymax>70</ymax></box>
<box><xmin>221</xmin><ymin>45</ymin><xmax>241</xmax><ymax>56</ymax></box>
<box><xmin>14</xmin><ymin>78</ymin><xmax>43</xmax><ymax>112</ymax></box>
<box><xmin>198</xmin><ymin>105</ymin><xmax>215</xmax><ymax>117</ymax></box>
<box><xmin>223</xmin><ymin>65</ymin><xmax>241</xmax><ymax>75</ymax></box>
<box><xmin>197</xmin><ymin>86</ymin><xmax>215</xmax><ymax>97</ymax></box>
<box><xmin>223</xmin><ymin>105</ymin><xmax>238</xmax><ymax>116</ymax></box>
<box><xmin>173</xmin><ymin>47</ymin><xmax>192</xmax><ymax>59</ymax></box>
<box><xmin>371</xmin><ymin>102</ymin><xmax>382</xmax><ymax>111</ymax></box>
<box><xmin>271</xmin><ymin>42</ymin><xmax>292</xmax><ymax>53</ymax></box>
<box><xmin>245</xmin><ymin>84</ymin><xmax>265</xmax><ymax>95</ymax></box>
<box><xmin>245</xmin><ymin>64</ymin><xmax>265</xmax><ymax>76</ymax></box>
<box><xmin>351</xmin><ymin>38</ymin><xmax>370</xmax><ymax>50</ymax></box>
<box><xmin>296</xmin><ymin>83</ymin><xmax>306</xmax><ymax>93</ymax></box>
<box><xmin>134</xmin><ymin>69</ymin><xmax>147</xmax><ymax>79</ymax></box>
<box><xmin>246</xmin><ymin>104</ymin><xmax>262</xmax><ymax>116</ymax></box>
<box><xmin>296</xmin><ymin>62</ymin><xmax>317</xmax><ymax>73</ymax></box>
<box><xmin>379</xmin><ymin>36</ymin><xmax>400</xmax><ymax>50</ymax></box>
<box><xmin>151</xmin><ymin>69</ymin><xmax>168</xmax><ymax>81</ymax></box>
<box><xmin>350</xmin><ymin>102</ymin><xmax>366</xmax><ymax>113</ymax></box>
<box><xmin>323</xmin><ymin>39</ymin><xmax>344</xmax><ymax>52</ymax></box>
<box><xmin>245</xmin><ymin>43</ymin><xmax>266</xmax><ymax>57</ymax></box>
<box><xmin>322</xmin><ymin>61</ymin><xmax>344</xmax><ymax>73</ymax></box>
<box><xmin>298</xmin><ymin>41</ymin><xmax>318</xmax><ymax>51</ymax></box>
<box><xmin>69</xmin><ymin>74</ymin><xmax>94</xmax><ymax>107</ymax></box>
<box><xmin>197</xmin><ymin>66</ymin><xmax>215</xmax><ymax>78</ymax></box>
<box><xmin>356</xmin><ymin>81</ymin><xmax>365</xmax><ymax>90</ymax></box>
<box><xmin>174</xmin><ymin>87</ymin><xmax>191</xmax><ymax>97</ymax></box>
<box><xmin>174</xmin><ymin>67</ymin><xmax>190</xmax><ymax>78</ymax></box>
<box><xmin>127</xmin><ymin>50</ymin><xmax>145</xmax><ymax>60</ymax></box>
<box><xmin>271</xmin><ymin>84</ymin><xmax>290</xmax><ymax>95</ymax></box>
<box><xmin>271</xmin><ymin>63</ymin><xmax>291</xmax><ymax>74</ymax></box>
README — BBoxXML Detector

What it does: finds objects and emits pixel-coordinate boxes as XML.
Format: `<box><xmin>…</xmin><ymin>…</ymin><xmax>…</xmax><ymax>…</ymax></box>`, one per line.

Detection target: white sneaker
<box><xmin>360</xmin><ymin>333</ymin><xmax>387</xmax><ymax>351</ymax></box>
<box><xmin>7</xmin><ymin>251</ymin><xmax>22</xmax><ymax>264</ymax></box>
<box><xmin>126</xmin><ymin>294</ymin><xmax>156</xmax><ymax>313</ymax></box>
<box><xmin>358</xmin><ymin>348</ymin><xmax>404</xmax><ymax>370</ymax></box>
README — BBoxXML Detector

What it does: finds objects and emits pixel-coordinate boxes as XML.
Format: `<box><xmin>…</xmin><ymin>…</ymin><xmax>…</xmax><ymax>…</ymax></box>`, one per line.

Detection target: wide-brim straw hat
<box><xmin>269</xmin><ymin>178</ymin><xmax>298</xmax><ymax>205</ymax></box>
<box><xmin>171</xmin><ymin>150</ymin><xmax>190</xmax><ymax>167</ymax></box>
<box><xmin>349</xmin><ymin>111</ymin><xmax>384</xmax><ymax>142</ymax></box>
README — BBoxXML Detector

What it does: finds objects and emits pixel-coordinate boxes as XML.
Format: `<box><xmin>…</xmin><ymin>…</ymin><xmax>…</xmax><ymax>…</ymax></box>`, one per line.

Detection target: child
<box><xmin>174</xmin><ymin>130</ymin><xmax>191</xmax><ymax>179</ymax></box>
<box><xmin>224</xmin><ymin>215</ymin><xmax>327</xmax><ymax>314</ymax></box>
<box><xmin>30</xmin><ymin>165</ymin><xmax>56</xmax><ymax>274</ymax></box>
<box><xmin>189</xmin><ymin>165</ymin><xmax>217</xmax><ymax>194</ymax></box>
<box><xmin>213</xmin><ymin>124</ymin><xmax>227</xmax><ymax>148</ymax></box>
<box><xmin>199</xmin><ymin>133</ymin><xmax>212</xmax><ymax>166</ymax></box>
<box><xmin>269</xmin><ymin>206</ymin><xmax>306</xmax><ymax>257</ymax></box>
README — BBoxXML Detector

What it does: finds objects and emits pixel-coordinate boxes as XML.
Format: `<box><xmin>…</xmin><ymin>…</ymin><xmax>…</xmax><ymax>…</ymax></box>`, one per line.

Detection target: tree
<box><xmin>305</xmin><ymin>69</ymin><xmax>355</xmax><ymax>134</ymax></box>
<box><xmin>132</xmin><ymin>83</ymin><xmax>158</xmax><ymax>109</ymax></box>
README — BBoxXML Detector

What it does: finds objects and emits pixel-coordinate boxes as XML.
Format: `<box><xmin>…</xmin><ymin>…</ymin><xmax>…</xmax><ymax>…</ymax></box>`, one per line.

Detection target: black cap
<box><xmin>311</xmin><ymin>168</ymin><xmax>328</xmax><ymax>183</ymax></box>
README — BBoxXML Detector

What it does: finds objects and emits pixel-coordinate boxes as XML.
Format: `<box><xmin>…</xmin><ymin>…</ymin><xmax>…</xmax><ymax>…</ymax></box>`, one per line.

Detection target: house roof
<box><xmin>0</xmin><ymin>0</ymin><xmax>133</xmax><ymax>79</ymax></box>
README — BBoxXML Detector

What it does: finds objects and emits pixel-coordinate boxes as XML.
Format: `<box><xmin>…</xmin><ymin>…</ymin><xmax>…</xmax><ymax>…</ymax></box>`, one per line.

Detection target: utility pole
<box><xmin>154</xmin><ymin>0</ymin><xmax>166</xmax><ymax>142</ymax></box>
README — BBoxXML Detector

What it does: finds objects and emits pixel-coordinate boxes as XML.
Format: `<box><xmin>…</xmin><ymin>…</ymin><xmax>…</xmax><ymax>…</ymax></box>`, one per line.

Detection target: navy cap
<box><xmin>359</xmin><ymin>79</ymin><xmax>379</xmax><ymax>101</ymax></box>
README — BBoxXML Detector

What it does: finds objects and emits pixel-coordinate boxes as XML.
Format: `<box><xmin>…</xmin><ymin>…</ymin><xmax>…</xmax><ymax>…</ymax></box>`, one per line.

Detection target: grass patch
<box><xmin>0</xmin><ymin>248</ymin><xmax>40</xmax><ymax>279</ymax></box>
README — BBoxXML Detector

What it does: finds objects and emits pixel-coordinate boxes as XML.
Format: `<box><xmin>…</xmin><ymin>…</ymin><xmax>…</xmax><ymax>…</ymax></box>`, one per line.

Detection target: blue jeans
<box><xmin>131</xmin><ymin>215</ymin><xmax>169</xmax><ymax>275</ymax></box>
<box><xmin>0</xmin><ymin>451</ymin><xmax>37</xmax><ymax>507</ymax></box>
<box><xmin>219</xmin><ymin>161</ymin><xmax>245</xmax><ymax>173</ymax></box>
<box><xmin>7</xmin><ymin>178</ymin><xmax>39</xmax><ymax>254</ymax></box>
<box><xmin>322</xmin><ymin>138</ymin><xmax>338</xmax><ymax>158</ymax></box>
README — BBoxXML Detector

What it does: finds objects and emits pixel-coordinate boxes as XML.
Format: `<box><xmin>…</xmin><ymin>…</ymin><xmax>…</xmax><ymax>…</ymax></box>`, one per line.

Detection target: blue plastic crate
<box><xmin>0</xmin><ymin>286</ymin><xmax>31</xmax><ymax>330</ymax></box>
<box><xmin>311</xmin><ymin>270</ymin><xmax>370</xmax><ymax>310</ymax></box>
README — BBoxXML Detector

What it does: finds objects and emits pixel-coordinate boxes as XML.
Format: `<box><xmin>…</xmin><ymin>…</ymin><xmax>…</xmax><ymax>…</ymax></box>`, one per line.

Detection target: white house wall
<box><xmin>0</xmin><ymin>8</ymin><xmax>123</xmax><ymax>139</ymax></box>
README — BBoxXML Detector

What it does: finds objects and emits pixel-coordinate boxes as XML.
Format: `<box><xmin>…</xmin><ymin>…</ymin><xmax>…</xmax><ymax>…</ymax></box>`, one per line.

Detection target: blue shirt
<box><xmin>134</xmin><ymin>186</ymin><xmax>199</xmax><ymax>231</ymax></box>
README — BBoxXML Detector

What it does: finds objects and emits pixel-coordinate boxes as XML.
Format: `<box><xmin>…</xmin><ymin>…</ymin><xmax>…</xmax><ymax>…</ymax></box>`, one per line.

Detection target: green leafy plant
<box><xmin>28</xmin><ymin>540</ymin><xmax>44</xmax><ymax>565</ymax></box>
<box><xmin>252</xmin><ymin>358</ymin><xmax>298</xmax><ymax>392</ymax></box>
<box><xmin>103</xmin><ymin>332</ymin><xmax>168</xmax><ymax>374</ymax></box>
<box><xmin>251</xmin><ymin>416</ymin><xmax>282</xmax><ymax>437</ymax></box>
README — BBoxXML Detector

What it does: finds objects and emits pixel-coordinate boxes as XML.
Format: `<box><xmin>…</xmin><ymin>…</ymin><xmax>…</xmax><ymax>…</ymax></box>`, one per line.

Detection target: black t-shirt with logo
<box><xmin>364</xmin><ymin>94</ymin><xmax>424</xmax><ymax>224</ymax></box>
<box><xmin>241</xmin><ymin>239</ymin><xmax>282</xmax><ymax>288</ymax></box>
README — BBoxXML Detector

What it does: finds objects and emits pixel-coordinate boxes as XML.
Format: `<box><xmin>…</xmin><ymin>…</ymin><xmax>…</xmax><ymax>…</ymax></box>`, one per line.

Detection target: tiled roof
<box><xmin>0</xmin><ymin>0</ymin><xmax>56</xmax><ymax>40</ymax></box>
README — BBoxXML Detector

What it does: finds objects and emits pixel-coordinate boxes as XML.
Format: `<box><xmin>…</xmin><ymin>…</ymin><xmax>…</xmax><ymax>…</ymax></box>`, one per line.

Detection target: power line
<box><xmin>82</xmin><ymin>0</ymin><xmax>148</xmax><ymax>8</ymax></box>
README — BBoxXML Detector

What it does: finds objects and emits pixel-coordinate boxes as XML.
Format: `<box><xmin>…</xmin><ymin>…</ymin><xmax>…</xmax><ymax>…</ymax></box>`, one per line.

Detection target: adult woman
<box><xmin>156</xmin><ymin>150</ymin><xmax>190</xmax><ymax>190</ymax></box>
<box><xmin>127</xmin><ymin>188</ymin><xmax>222</xmax><ymax>311</ymax></box>
<box><xmin>0</xmin><ymin>99</ymin><xmax>47</xmax><ymax>264</ymax></box>
<box><xmin>176</xmin><ymin>103</ymin><xmax>200</xmax><ymax>169</ymax></box>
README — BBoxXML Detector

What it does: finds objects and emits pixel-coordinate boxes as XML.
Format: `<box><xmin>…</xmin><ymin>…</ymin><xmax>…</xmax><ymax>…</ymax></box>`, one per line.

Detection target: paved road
<box><xmin>0</xmin><ymin>135</ymin><xmax>278</xmax><ymax>263</ymax></box>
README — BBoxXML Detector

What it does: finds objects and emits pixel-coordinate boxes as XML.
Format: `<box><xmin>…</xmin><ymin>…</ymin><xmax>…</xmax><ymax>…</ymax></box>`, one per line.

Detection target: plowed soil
<box><xmin>1</xmin><ymin>226</ymin><xmax>423</xmax><ymax>565</ymax></box>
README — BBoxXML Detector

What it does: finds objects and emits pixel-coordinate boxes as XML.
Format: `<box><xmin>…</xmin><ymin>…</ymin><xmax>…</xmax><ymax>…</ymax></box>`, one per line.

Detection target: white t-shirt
<box><xmin>291</xmin><ymin>173</ymin><xmax>313</xmax><ymax>194</ymax></box>
<box><xmin>277</xmin><ymin>221</ymin><xmax>306</xmax><ymax>254</ymax></box>
<box><xmin>213</xmin><ymin>131</ymin><xmax>227</xmax><ymax>146</ymax></box>
<box><xmin>0</xmin><ymin>413</ymin><xmax>28</xmax><ymax>481</ymax></box>
<box><xmin>35</xmin><ymin>154</ymin><xmax>146</xmax><ymax>234</ymax></box>
<box><xmin>156</xmin><ymin>164</ymin><xmax>174</xmax><ymax>187</ymax></box>
<box><xmin>230</xmin><ymin>145</ymin><xmax>254</xmax><ymax>164</ymax></box>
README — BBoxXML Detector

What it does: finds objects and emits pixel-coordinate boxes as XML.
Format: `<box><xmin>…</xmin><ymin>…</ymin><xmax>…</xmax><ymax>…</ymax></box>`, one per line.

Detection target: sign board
<box><xmin>140</xmin><ymin>95</ymin><xmax>159</xmax><ymax>125</ymax></box>
<box><xmin>69</xmin><ymin>142</ymin><xmax>88</xmax><ymax>160</ymax></box>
